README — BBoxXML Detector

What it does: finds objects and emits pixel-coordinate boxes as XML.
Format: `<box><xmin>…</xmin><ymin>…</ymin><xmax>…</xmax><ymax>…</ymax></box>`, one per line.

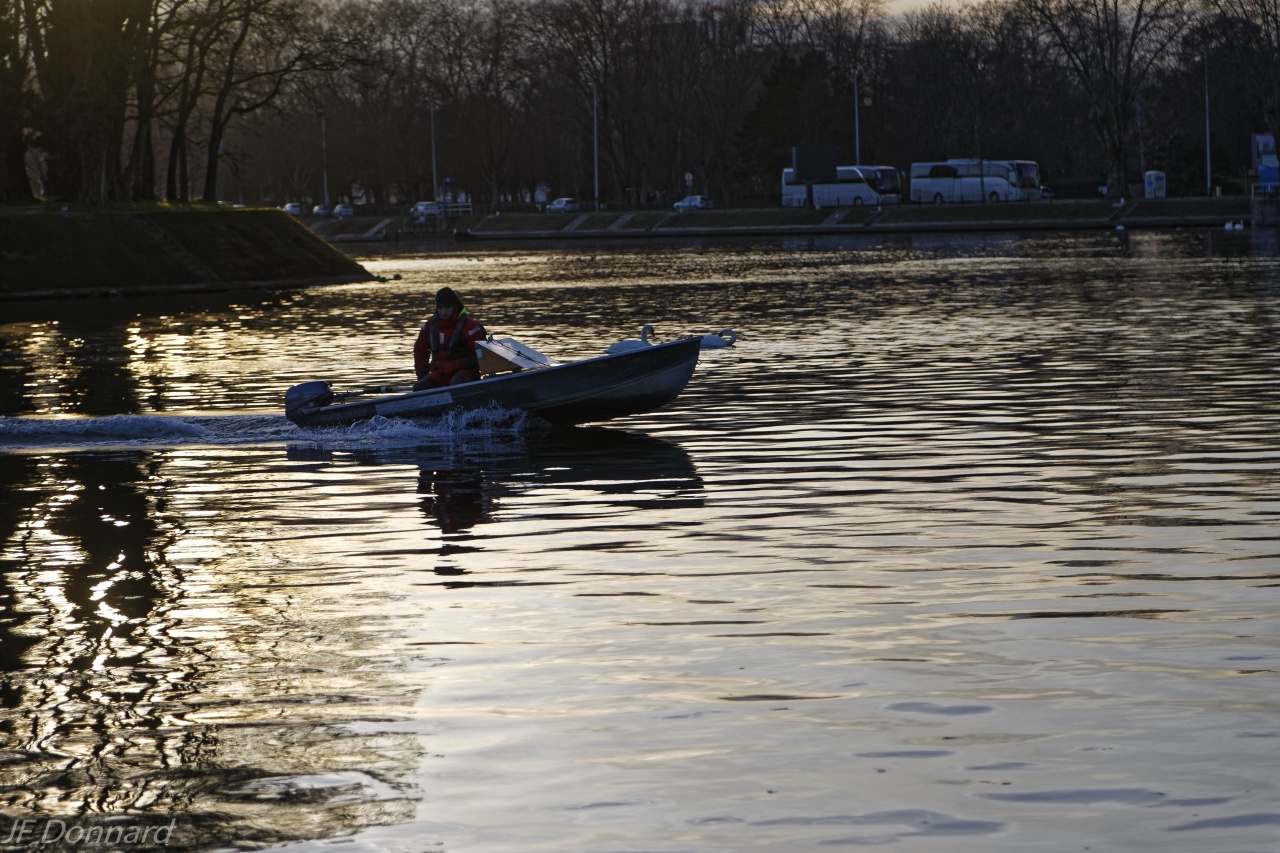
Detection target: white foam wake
<box><xmin>0</xmin><ymin>405</ymin><xmax>536</xmax><ymax>452</ymax></box>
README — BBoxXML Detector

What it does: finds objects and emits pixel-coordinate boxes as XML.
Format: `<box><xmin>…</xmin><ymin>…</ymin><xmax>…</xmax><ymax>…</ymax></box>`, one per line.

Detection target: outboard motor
<box><xmin>285</xmin><ymin>380</ymin><xmax>333</xmax><ymax>423</ymax></box>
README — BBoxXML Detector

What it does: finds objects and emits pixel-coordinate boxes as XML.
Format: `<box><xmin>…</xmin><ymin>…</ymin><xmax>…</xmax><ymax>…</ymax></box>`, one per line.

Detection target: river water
<box><xmin>1</xmin><ymin>229</ymin><xmax>1278</xmax><ymax>852</ymax></box>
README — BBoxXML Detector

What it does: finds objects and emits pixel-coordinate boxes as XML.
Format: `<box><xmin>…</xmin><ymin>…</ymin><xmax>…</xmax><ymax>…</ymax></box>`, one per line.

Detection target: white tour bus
<box><xmin>855</xmin><ymin>166</ymin><xmax>903</xmax><ymax>203</ymax></box>
<box><xmin>781</xmin><ymin>166</ymin><xmax>886</xmax><ymax>207</ymax></box>
<box><xmin>909</xmin><ymin>159</ymin><xmax>1044</xmax><ymax>203</ymax></box>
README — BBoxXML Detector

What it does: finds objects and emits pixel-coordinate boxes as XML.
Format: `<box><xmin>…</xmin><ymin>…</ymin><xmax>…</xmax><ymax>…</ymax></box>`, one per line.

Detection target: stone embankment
<box><xmin>455</xmin><ymin>197</ymin><xmax>1256</xmax><ymax>241</ymax></box>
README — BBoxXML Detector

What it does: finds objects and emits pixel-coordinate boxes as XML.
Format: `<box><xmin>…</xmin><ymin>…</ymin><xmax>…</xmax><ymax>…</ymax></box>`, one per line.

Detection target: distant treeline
<box><xmin>0</xmin><ymin>0</ymin><xmax>1275</xmax><ymax>208</ymax></box>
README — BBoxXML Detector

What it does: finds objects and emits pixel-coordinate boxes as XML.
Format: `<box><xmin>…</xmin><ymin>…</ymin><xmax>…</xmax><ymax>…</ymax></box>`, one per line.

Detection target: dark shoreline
<box><xmin>1</xmin><ymin>197</ymin><xmax>1265</xmax><ymax>303</ymax></box>
<box><xmin>0</xmin><ymin>272</ymin><xmax>375</xmax><ymax>303</ymax></box>
<box><xmin>1</xmin><ymin>207</ymin><xmax>374</xmax><ymax>302</ymax></box>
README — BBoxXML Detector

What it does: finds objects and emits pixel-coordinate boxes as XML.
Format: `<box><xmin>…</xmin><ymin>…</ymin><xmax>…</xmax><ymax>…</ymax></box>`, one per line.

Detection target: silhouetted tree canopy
<box><xmin>0</xmin><ymin>0</ymin><xmax>1271</xmax><ymax>205</ymax></box>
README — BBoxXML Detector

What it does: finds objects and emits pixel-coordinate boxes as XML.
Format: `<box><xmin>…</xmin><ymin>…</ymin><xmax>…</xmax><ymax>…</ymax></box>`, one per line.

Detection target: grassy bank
<box><xmin>1</xmin><ymin>203</ymin><xmax>372</xmax><ymax>300</ymax></box>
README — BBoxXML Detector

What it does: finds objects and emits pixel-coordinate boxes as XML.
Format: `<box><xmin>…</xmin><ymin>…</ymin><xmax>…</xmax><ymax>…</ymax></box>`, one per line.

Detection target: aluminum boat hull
<box><xmin>285</xmin><ymin>337</ymin><xmax>701</xmax><ymax>428</ymax></box>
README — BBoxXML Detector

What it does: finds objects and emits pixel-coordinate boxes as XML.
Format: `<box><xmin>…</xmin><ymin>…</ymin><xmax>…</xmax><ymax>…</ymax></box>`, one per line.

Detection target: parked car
<box><xmin>282</xmin><ymin>202</ymin><xmax>303</xmax><ymax>215</ymax></box>
<box><xmin>312</xmin><ymin>205</ymin><xmax>330</xmax><ymax>217</ymax></box>
<box><xmin>546</xmin><ymin>197</ymin><xmax>580</xmax><ymax>213</ymax></box>
<box><xmin>334</xmin><ymin>203</ymin><xmax>354</xmax><ymax>218</ymax></box>
<box><xmin>673</xmin><ymin>195</ymin><xmax>712</xmax><ymax>211</ymax></box>
<box><xmin>412</xmin><ymin>201</ymin><xmax>442</xmax><ymax>218</ymax></box>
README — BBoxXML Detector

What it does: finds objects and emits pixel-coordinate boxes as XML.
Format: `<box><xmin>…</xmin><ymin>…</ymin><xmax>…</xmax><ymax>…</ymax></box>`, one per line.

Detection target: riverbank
<box><xmin>1</xmin><ymin>197</ymin><xmax>1263</xmax><ymax>302</ymax></box>
<box><xmin>455</xmin><ymin>197</ymin><xmax>1256</xmax><ymax>241</ymax></box>
<box><xmin>0</xmin><ymin>205</ymin><xmax>373</xmax><ymax>301</ymax></box>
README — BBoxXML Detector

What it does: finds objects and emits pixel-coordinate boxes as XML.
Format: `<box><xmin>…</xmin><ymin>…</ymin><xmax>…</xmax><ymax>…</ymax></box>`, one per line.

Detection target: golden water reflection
<box><xmin>0</xmin><ymin>428</ymin><xmax>705</xmax><ymax>849</ymax></box>
<box><xmin>0</xmin><ymin>231</ymin><xmax>1277</xmax><ymax>850</ymax></box>
<box><xmin>0</xmin><ymin>450</ymin><xmax>423</xmax><ymax>849</ymax></box>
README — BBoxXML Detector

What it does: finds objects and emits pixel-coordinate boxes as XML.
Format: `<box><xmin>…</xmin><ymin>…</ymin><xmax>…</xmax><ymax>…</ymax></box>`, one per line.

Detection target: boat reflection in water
<box><xmin>419</xmin><ymin>466</ymin><xmax>491</xmax><ymax>535</ymax></box>
<box><xmin>291</xmin><ymin>426</ymin><xmax>704</xmax><ymax>587</ymax></box>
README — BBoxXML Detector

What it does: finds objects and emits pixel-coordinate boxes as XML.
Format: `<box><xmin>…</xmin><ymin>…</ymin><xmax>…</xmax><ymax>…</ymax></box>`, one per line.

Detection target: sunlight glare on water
<box><xmin>0</xmin><ymin>230</ymin><xmax>1277</xmax><ymax>852</ymax></box>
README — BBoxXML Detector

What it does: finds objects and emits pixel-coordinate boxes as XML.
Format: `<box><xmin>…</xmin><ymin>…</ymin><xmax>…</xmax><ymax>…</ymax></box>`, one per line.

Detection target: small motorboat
<box><xmin>285</xmin><ymin>336</ymin><xmax>702</xmax><ymax>429</ymax></box>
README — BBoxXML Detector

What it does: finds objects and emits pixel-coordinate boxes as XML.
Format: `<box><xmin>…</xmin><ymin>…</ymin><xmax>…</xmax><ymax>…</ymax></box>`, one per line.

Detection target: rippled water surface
<box><xmin>1</xmin><ymin>230</ymin><xmax>1278</xmax><ymax>852</ymax></box>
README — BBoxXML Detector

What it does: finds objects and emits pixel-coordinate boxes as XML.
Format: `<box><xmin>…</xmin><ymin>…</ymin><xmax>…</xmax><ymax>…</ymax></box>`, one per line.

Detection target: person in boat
<box><xmin>413</xmin><ymin>287</ymin><xmax>487</xmax><ymax>390</ymax></box>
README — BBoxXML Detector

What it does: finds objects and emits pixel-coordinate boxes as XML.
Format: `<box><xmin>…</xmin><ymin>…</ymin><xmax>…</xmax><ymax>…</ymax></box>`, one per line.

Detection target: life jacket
<box><xmin>424</xmin><ymin>310</ymin><xmax>481</xmax><ymax>367</ymax></box>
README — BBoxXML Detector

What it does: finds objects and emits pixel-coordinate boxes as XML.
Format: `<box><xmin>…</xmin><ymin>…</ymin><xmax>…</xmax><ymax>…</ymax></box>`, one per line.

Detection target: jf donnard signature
<box><xmin>4</xmin><ymin>818</ymin><xmax>177</xmax><ymax>847</ymax></box>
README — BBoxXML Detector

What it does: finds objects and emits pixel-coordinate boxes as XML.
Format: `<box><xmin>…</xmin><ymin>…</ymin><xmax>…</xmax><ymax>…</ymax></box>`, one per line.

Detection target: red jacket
<box><xmin>414</xmin><ymin>310</ymin><xmax>486</xmax><ymax>374</ymax></box>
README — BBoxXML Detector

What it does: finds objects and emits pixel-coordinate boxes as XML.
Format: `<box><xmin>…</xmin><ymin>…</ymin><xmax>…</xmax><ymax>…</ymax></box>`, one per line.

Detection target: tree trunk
<box><xmin>0</xmin><ymin>0</ymin><xmax>31</xmax><ymax>201</ymax></box>
<box><xmin>201</xmin><ymin>7</ymin><xmax>251</xmax><ymax>201</ymax></box>
<box><xmin>166</xmin><ymin>119</ymin><xmax>189</xmax><ymax>201</ymax></box>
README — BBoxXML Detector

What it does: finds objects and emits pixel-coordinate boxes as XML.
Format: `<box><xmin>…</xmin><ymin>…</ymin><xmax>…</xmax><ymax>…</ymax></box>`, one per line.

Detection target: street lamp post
<box><xmin>853</xmin><ymin>69</ymin><xmax>861</xmax><ymax>165</ymax></box>
<box><xmin>431</xmin><ymin>102</ymin><xmax>439</xmax><ymax>203</ymax></box>
<box><xmin>319</xmin><ymin>108</ymin><xmax>330</xmax><ymax>208</ymax></box>
<box><xmin>591</xmin><ymin>81</ymin><xmax>600</xmax><ymax>211</ymax></box>
<box><xmin>1204</xmin><ymin>58</ymin><xmax>1212</xmax><ymax>196</ymax></box>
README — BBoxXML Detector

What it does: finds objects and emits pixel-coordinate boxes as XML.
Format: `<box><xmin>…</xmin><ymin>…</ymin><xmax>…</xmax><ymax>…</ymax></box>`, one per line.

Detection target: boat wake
<box><xmin>0</xmin><ymin>405</ymin><xmax>537</xmax><ymax>453</ymax></box>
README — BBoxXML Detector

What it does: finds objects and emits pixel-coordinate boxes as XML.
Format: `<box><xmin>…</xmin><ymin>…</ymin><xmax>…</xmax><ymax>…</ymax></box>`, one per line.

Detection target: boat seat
<box><xmin>477</xmin><ymin>337</ymin><xmax>558</xmax><ymax>375</ymax></box>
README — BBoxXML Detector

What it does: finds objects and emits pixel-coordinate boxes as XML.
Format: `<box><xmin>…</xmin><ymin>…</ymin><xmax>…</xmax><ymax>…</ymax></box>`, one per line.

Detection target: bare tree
<box><xmin>3</xmin><ymin>0</ymin><xmax>1267</xmax><ymax>208</ymax></box>
<box><xmin>1203</xmin><ymin>0</ymin><xmax>1280</xmax><ymax>146</ymax></box>
<box><xmin>1022</xmin><ymin>0</ymin><xmax>1192</xmax><ymax>196</ymax></box>
<box><xmin>21</xmin><ymin>0</ymin><xmax>154</xmax><ymax>203</ymax></box>
<box><xmin>114</xmin><ymin>0</ymin><xmax>210</xmax><ymax>202</ymax></box>
<box><xmin>470</xmin><ymin>0</ymin><xmax>537</xmax><ymax>209</ymax></box>
<box><xmin>682</xmin><ymin>0</ymin><xmax>766</xmax><ymax>201</ymax></box>
<box><xmin>156</xmin><ymin>0</ymin><xmax>325</xmax><ymax>202</ymax></box>
<box><xmin>0</xmin><ymin>0</ymin><xmax>32</xmax><ymax>201</ymax></box>
<box><xmin>527</xmin><ymin>0</ymin><xmax>713</xmax><ymax>205</ymax></box>
<box><xmin>896</xmin><ymin>5</ymin><xmax>976</xmax><ymax>157</ymax></box>
<box><xmin>162</xmin><ymin>0</ymin><xmax>223</xmax><ymax>200</ymax></box>
<box><xmin>796</xmin><ymin>0</ymin><xmax>884</xmax><ymax>73</ymax></box>
<box><xmin>526</xmin><ymin>0</ymin><xmax>629</xmax><ymax>203</ymax></box>
<box><xmin>423</xmin><ymin>0</ymin><xmax>533</xmax><ymax>209</ymax></box>
<box><xmin>199</xmin><ymin>0</ymin><xmax>327</xmax><ymax>200</ymax></box>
